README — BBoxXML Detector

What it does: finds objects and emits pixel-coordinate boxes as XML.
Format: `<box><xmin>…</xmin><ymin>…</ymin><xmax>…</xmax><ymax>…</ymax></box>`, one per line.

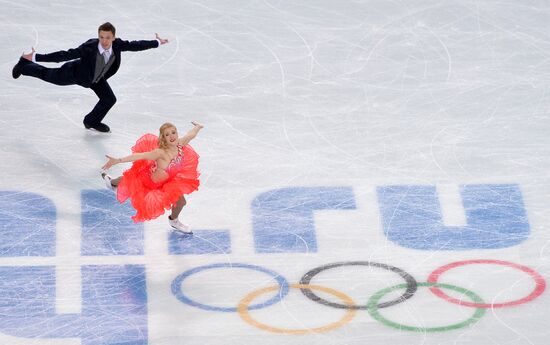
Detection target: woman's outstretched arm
<box><xmin>102</xmin><ymin>149</ymin><xmax>162</xmax><ymax>170</ymax></box>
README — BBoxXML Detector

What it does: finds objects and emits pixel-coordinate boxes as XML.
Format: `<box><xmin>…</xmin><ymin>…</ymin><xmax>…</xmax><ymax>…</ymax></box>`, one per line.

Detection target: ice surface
<box><xmin>1</xmin><ymin>1</ymin><xmax>549</xmax><ymax>344</ymax></box>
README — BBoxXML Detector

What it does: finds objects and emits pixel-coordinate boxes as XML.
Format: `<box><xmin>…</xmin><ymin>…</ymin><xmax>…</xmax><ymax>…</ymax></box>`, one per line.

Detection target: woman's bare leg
<box><xmin>110</xmin><ymin>176</ymin><xmax>122</xmax><ymax>187</ymax></box>
<box><xmin>170</xmin><ymin>195</ymin><xmax>187</xmax><ymax>220</ymax></box>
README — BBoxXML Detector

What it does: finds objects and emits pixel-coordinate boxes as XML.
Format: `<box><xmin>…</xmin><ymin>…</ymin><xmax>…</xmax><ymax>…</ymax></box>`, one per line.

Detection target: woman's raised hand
<box><xmin>191</xmin><ymin>121</ymin><xmax>204</xmax><ymax>129</ymax></box>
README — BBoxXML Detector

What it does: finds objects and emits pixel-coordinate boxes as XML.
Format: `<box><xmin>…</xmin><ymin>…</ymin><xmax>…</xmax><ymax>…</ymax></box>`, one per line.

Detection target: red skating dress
<box><xmin>116</xmin><ymin>133</ymin><xmax>200</xmax><ymax>222</ymax></box>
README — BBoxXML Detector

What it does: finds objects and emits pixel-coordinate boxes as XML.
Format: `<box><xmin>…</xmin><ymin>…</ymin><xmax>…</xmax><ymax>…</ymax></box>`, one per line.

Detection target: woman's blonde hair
<box><xmin>158</xmin><ymin>122</ymin><xmax>177</xmax><ymax>149</ymax></box>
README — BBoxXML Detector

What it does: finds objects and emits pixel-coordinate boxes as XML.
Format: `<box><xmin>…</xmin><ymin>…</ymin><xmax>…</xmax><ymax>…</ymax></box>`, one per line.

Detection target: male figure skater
<box><xmin>12</xmin><ymin>22</ymin><xmax>169</xmax><ymax>133</ymax></box>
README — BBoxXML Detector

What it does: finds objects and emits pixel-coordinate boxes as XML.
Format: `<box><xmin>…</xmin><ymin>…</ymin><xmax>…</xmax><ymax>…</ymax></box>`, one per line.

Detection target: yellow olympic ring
<box><xmin>237</xmin><ymin>283</ymin><xmax>357</xmax><ymax>334</ymax></box>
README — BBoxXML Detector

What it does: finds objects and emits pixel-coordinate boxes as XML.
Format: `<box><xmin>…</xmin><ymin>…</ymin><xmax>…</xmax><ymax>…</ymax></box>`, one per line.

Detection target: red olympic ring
<box><xmin>427</xmin><ymin>259</ymin><xmax>546</xmax><ymax>308</ymax></box>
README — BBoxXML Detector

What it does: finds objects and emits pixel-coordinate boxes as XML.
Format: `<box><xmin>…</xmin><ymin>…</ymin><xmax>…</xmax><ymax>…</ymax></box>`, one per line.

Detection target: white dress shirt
<box><xmin>98</xmin><ymin>43</ymin><xmax>113</xmax><ymax>62</ymax></box>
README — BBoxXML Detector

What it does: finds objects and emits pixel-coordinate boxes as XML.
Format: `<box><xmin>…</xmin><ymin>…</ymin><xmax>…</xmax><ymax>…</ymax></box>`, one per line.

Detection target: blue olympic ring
<box><xmin>171</xmin><ymin>263</ymin><xmax>290</xmax><ymax>312</ymax></box>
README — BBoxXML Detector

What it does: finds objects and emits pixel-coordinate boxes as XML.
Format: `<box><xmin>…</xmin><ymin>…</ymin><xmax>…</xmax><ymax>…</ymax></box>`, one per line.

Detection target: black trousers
<box><xmin>86</xmin><ymin>79</ymin><xmax>117</xmax><ymax>125</ymax></box>
<box><xmin>20</xmin><ymin>61</ymin><xmax>117</xmax><ymax>125</ymax></box>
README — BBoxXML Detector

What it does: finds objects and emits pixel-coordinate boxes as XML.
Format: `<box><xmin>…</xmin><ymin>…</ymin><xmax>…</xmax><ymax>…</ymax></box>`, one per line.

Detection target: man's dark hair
<box><xmin>98</xmin><ymin>22</ymin><xmax>116</xmax><ymax>36</ymax></box>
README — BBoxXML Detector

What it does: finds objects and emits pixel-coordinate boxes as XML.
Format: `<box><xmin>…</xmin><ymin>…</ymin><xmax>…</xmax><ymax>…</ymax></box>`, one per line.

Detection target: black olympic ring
<box><xmin>299</xmin><ymin>261</ymin><xmax>418</xmax><ymax>309</ymax></box>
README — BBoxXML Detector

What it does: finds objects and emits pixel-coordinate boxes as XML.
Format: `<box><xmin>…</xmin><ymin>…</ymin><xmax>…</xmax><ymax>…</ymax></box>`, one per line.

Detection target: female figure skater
<box><xmin>101</xmin><ymin>122</ymin><xmax>203</xmax><ymax>233</ymax></box>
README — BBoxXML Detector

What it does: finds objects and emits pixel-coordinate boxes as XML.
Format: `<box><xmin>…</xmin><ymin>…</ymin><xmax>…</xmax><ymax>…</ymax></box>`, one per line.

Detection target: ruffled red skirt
<box><xmin>116</xmin><ymin>134</ymin><xmax>200</xmax><ymax>222</ymax></box>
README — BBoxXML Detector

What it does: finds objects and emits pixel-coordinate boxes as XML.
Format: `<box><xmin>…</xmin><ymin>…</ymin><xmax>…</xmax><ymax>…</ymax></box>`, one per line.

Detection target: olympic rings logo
<box><xmin>171</xmin><ymin>259</ymin><xmax>546</xmax><ymax>334</ymax></box>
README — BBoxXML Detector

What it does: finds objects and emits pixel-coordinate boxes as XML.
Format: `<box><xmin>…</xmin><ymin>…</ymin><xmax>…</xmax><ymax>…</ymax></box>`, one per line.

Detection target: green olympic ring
<box><xmin>367</xmin><ymin>282</ymin><xmax>486</xmax><ymax>332</ymax></box>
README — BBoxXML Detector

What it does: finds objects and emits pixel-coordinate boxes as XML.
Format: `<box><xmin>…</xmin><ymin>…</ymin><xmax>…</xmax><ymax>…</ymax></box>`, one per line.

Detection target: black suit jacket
<box><xmin>35</xmin><ymin>38</ymin><xmax>159</xmax><ymax>87</ymax></box>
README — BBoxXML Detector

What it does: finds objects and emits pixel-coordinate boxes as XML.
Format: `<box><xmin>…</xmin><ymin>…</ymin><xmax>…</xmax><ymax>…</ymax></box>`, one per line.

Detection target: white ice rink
<box><xmin>1</xmin><ymin>1</ymin><xmax>549</xmax><ymax>344</ymax></box>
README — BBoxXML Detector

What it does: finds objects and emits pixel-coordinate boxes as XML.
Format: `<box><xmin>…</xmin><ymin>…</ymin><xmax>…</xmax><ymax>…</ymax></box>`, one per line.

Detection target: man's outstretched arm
<box><xmin>117</xmin><ymin>33</ymin><xmax>169</xmax><ymax>52</ymax></box>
